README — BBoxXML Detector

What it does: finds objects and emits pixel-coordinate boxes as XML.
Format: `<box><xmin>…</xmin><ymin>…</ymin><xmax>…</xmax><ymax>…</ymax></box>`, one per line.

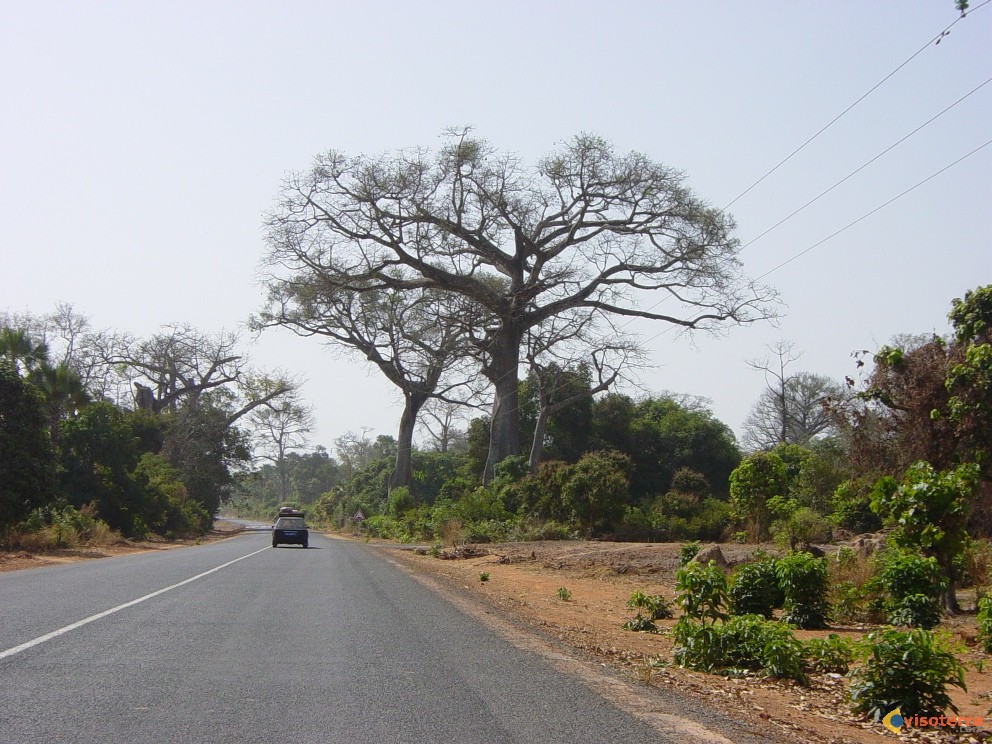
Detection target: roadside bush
<box><xmin>848</xmin><ymin>628</ymin><xmax>966</xmax><ymax>719</ymax></box>
<box><xmin>977</xmin><ymin>596</ymin><xmax>992</xmax><ymax>653</ymax></box>
<box><xmin>729</xmin><ymin>554</ymin><xmax>782</xmax><ymax>619</ymax></box>
<box><xmin>777</xmin><ymin>551</ymin><xmax>830</xmax><ymax>629</ymax></box>
<box><xmin>830</xmin><ymin>479</ymin><xmax>882</xmax><ymax>534</ymax></box>
<box><xmin>887</xmin><ymin>595</ymin><xmax>943</xmax><ymax>630</ymax></box>
<box><xmin>772</xmin><ymin>507</ymin><xmax>830</xmax><ymax>552</ymax></box>
<box><xmin>672</xmin><ymin>615</ymin><xmax>806</xmax><ymax>683</ymax></box>
<box><xmin>803</xmin><ymin>634</ymin><xmax>855</xmax><ymax>674</ymax></box>
<box><xmin>875</xmin><ymin>550</ymin><xmax>946</xmax><ymax>629</ymax></box>
<box><xmin>678</xmin><ymin>541</ymin><xmax>701</xmax><ymax>566</ymax></box>
<box><xmin>675</xmin><ymin>560</ymin><xmax>728</xmax><ymax>624</ymax></box>
<box><xmin>627</xmin><ymin>590</ymin><xmax>674</xmax><ymax>619</ymax></box>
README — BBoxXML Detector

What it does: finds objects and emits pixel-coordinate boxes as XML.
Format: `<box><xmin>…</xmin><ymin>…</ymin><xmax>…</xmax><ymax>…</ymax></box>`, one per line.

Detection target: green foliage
<box><xmin>875</xmin><ymin>549</ymin><xmax>946</xmax><ymax>629</ymax></box>
<box><xmin>848</xmin><ymin>628</ymin><xmax>967</xmax><ymax>719</ymax></box>
<box><xmin>672</xmin><ymin>615</ymin><xmax>806</xmax><ymax>683</ymax></box>
<box><xmin>872</xmin><ymin>461</ymin><xmax>979</xmax><ymax>596</ymax></box>
<box><xmin>729</xmin><ymin>451</ymin><xmax>787</xmax><ymax>541</ymax></box>
<box><xmin>561</xmin><ymin>450</ymin><xmax>632</xmax><ymax>537</ymax></box>
<box><xmin>590</xmin><ymin>394</ymin><xmax>741</xmax><ymax>502</ymax></box>
<box><xmin>58</xmin><ymin>402</ymin><xmax>148</xmax><ymax>535</ymax></box>
<box><xmin>479</xmin><ymin>572</ymin><xmax>490</xmax><ymax>583</ymax></box>
<box><xmin>803</xmin><ymin>634</ymin><xmax>855</xmax><ymax>674</ymax></box>
<box><xmin>678</xmin><ymin>541</ymin><xmax>701</xmax><ymax>566</ymax></box>
<box><xmin>887</xmin><ymin>595</ymin><xmax>943</xmax><ymax>630</ymax></box>
<box><xmin>134</xmin><ymin>453</ymin><xmax>210</xmax><ymax>537</ymax></box>
<box><xmin>777</xmin><ymin>551</ymin><xmax>830</xmax><ymax>629</ymax></box>
<box><xmin>557</xmin><ymin>586</ymin><xmax>572</xmax><ymax>601</ymax></box>
<box><xmin>729</xmin><ymin>556</ymin><xmax>782</xmax><ymax>619</ymax></box>
<box><xmin>387</xmin><ymin>486</ymin><xmax>415</xmax><ymax>516</ymax></box>
<box><xmin>626</xmin><ymin>591</ymin><xmax>674</xmax><ymax>620</ymax></box>
<box><xmin>0</xmin><ymin>360</ymin><xmax>57</xmax><ymax>532</ymax></box>
<box><xmin>622</xmin><ymin>615</ymin><xmax>658</xmax><ymax>632</ymax></box>
<box><xmin>772</xmin><ymin>506</ymin><xmax>830</xmax><ymax>552</ymax></box>
<box><xmin>675</xmin><ymin>560</ymin><xmax>728</xmax><ymax>624</ymax></box>
<box><xmin>830</xmin><ymin>479</ymin><xmax>882</xmax><ymax>534</ymax></box>
<box><xmin>945</xmin><ymin>285</ymin><xmax>992</xmax><ymax>472</ymax></box>
<box><xmin>977</xmin><ymin>596</ymin><xmax>992</xmax><ymax>653</ymax></box>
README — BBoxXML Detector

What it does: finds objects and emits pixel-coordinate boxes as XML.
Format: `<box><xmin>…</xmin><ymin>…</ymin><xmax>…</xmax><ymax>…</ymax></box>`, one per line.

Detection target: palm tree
<box><xmin>28</xmin><ymin>361</ymin><xmax>91</xmax><ymax>443</ymax></box>
<box><xmin>0</xmin><ymin>327</ymin><xmax>50</xmax><ymax>375</ymax></box>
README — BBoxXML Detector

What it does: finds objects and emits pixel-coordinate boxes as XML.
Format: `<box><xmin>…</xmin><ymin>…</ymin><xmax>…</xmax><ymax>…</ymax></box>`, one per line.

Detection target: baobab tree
<box><xmin>263</xmin><ymin>130</ymin><xmax>777</xmax><ymax>480</ymax></box>
<box><xmin>257</xmin><ymin>282</ymin><xmax>478</xmax><ymax>489</ymax></box>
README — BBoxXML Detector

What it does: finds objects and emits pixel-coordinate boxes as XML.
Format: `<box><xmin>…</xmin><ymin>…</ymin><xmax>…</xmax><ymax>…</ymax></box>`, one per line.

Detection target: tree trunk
<box><xmin>483</xmin><ymin>331</ymin><xmax>522</xmax><ymax>484</ymax></box>
<box><xmin>389</xmin><ymin>391</ymin><xmax>427</xmax><ymax>491</ymax></box>
<box><xmin>940</xmin><ymin>557</ymin><xmax>961</xmax><ymax>614</ymax></box>
<box><xmin>528</xmin><ymin>395</ymin><xmax>550</xmax><ymax>474</ymax></box>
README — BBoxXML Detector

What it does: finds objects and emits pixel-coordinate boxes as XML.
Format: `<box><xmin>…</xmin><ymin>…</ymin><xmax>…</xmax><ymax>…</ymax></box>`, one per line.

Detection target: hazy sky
<box><xmin>2</xmin><ymin>1</ymin><xmax>990</xmax><ymax>451</ymax></box>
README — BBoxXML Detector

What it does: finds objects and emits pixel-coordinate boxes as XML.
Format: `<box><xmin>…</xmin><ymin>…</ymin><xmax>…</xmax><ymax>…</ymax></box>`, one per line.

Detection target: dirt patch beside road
<box><xmin>375</xmin><ymin>539</ymin><xmax>992</xmax><ymax>744</ymax></box>
<box><xmin>0</xmin><ymin>520</ymin><xmax>246</xmax><ymax>572</ymax></box>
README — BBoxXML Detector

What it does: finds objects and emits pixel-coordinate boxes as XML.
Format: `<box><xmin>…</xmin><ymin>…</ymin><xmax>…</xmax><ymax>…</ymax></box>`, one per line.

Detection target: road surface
<box><xmin>0</xmin><ymin>532</ymin><xmax>772</xmax><ymax>743</ymax></box>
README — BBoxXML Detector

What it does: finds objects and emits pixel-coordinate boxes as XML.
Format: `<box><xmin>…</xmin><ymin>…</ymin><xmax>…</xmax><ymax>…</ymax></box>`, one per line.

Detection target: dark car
<box><xmin>272</xmin><ymin>516</ymin><xmax>309</xmax><ymax>548</ymax></box>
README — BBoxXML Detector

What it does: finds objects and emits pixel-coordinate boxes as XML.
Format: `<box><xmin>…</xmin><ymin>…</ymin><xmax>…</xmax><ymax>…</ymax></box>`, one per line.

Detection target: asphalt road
<box><xmin>0</xmin><ymin>533</ymin><xmax>770</xmax><ymax>744</ymax></box>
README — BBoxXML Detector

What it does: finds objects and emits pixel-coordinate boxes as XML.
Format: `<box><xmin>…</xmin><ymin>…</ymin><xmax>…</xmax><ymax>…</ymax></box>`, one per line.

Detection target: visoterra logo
<box><xmin>882</xmin><ymin>708</ymin><xmax>904</xmax><ymax>733</ymax></box>
<box><xmin>880</xmin><ymin>707</ymin><xmax>984</xmax><ymax>734</ymax></box>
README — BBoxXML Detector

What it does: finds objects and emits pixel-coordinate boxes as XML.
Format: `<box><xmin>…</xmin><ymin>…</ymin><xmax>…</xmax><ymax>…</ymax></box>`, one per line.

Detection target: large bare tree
<box><xmin>257</xmin><ymin>283</ymin><xmax>477</xmax><ymax>489</ymax></box>
<box><xmin>263</xmin><ymin>130</ymin><xmax>777</xmax><ymax>481</ymax></box>
<box><xmin>742</xmin><ymin>341</ymin><xmax>842</xmax><ymax>451</ymax></box>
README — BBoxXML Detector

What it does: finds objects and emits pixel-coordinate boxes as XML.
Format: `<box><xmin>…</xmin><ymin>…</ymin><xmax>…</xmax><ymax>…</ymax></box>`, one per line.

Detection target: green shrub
<box><xmin>830</xmin><ymin>580</ymin><xmax>886</xmax><ymax>625</ymax></box>
<box><xmin>672</xmin><ymin>615</ymin><xmax>806</xmax><ymax>683</ymax></box>
<box><xmin>977</xmin><ymin>596</ymin><xmax>992</xmax><ymax>653</ymax></box>
<box><xmin>729</xmin><ymin>556</ymin><xmax>782</xmax><ymax>619</ymax></box>
<box><xmin>848</xmin><ymin>628</ymin><xmax>966</xmax><ymax>719</ymax></box>
<box><xmin>772</xmin><ymin>507</ymin><xmax>830</xmax><ymax>552</ymax></box>
<box><xmin>886</xmin><ymin>594</ymin><xmax>943</xmax><ymax>630</ymax></box>
<box><xmin>622</xmin><ymin>615</ymin><xmax>658</xmax><ymax>632</ymax></box>
<box><xmin>626</xmin><ymin>591</ymin><xmax>674</xmax><ymax>620</ymax></box>
<box><xmin>830</xmin><ymin>479</ymin><xmax>882</xmax><ymax>534</ymax></box>
<box><xmin>675</xmin><ymin>561</ymin><xmax>728</xmax><ymax>624</ymax></box>
<box><xmin>678</xmin><ymin>540</ymin><xmax>701</xmax><ymax>566</ymax></box>
<box><xmin>876</xmin><ymin>550</ymin><xmax>946</xmax><ymax>629</ymax></box>
<box><xmin>803</xmin><ymin>634</ymin><xmax>855</xmax><ymax>674</ymax></box>
<box><xmin>777</xmin><ymin>551</ymin><xmax>830</xmax><ymax>629</ymax></box>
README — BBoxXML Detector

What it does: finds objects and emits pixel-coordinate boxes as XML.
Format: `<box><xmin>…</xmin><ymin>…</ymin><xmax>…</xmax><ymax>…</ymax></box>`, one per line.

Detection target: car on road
<box><xmin>272</xmin><ymin>515</ymin><xmax>309</xmax><ymax>548</ymax></box>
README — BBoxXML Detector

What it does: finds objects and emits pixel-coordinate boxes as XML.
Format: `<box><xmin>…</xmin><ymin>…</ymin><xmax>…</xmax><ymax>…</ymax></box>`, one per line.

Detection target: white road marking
<box><xmin>0</xmin><ymin>546</ymin><xmax>270</xmax><ymax>661</ymax></box>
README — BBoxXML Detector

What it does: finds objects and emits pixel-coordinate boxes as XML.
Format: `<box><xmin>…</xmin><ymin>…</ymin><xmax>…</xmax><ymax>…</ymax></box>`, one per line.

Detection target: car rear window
<box><xmin>275</xmin><ymin>517</ymin><xmax>306</xmax><ymax>529</ymax></box>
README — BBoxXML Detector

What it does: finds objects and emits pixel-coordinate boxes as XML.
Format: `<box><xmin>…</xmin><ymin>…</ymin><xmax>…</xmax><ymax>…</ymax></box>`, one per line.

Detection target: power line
<box><xmin>741</xmin><ymin>76</ymin><xmax>992</xmax><ymax>251</ymax></box>
<box><xmin>722</xmin><ymin>0</ymin><xmax>990</xmax><ymax>212</ymax></box>
<box><xmin>754</xmin><ymin>138</ymin><xmax>992</xmax><ymax>280</ymax></box>
<box><xmin>633</xmin><ymin>138</ymin><xmax>992</xmax><ymax>350</ymax></box>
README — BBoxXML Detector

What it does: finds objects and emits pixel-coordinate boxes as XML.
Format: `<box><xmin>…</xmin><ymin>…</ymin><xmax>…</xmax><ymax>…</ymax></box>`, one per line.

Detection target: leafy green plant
<box><xmin>626</xmin><ymin>591</ymin><xmax>674</xmax><ymax>620</ymax></box>
<box><xmin>870</xmin><ymin>461</ymin><xmax>980</xmax><ymax>611</ymax></box>
<box><xmin>777</xmin><ymin>551</ymin><xmax>830</xmax><ymax>629</ymax></box>
<box><xmin>672</xmin><ymin>615</ymin><xmax>806</xmax><ymax>683</ymax></box>
<box><xmin>479</xmin><ymin>572</ymin><xmax>490</xmax><ymax>582</ymax></box>
<box><xmin>875</xmin><ymin>550</ymin><xmax>946</xmax><ymax>629</ymax></box>
<box><xmin>729</xmin><ymin>557</ymin><xmax>782</xmax><ymax>618</ymax></box>
<box><xmin>622</xmin><ymin>591</ymin><xmax>673</xmax><ymax>633</ymax></box>
<box><xmin>848</xmin><ymin>628</ymin><xmax>967</xmax><ymax>719</ymax></box>
<box><xmin>678</xmin><ymin>541</ymin><xmax>701</xmax><ymax>566</ymax></box>
<box><xmin>675</xmin><ymin>561</ymin><xmax>728</xmax><ymax>624</ymax></box>
<box><xmin>803</xmin><ymin>634</ymin><xmax>855</xmax><ymax>674</ymax></box>
<box><xmin>977</xmin><ymin>596</ymin><xmax>992</xmax><ymax>653</ymax></box>
<box><xmin>557</xmin><ymin>586</ymin><xmax>572</xmax><ymax>601</ymax></box>
<box><xmin>622</xmin><ymin>615</ymin><xmax>658</xmax><ymax>632</ymax></box>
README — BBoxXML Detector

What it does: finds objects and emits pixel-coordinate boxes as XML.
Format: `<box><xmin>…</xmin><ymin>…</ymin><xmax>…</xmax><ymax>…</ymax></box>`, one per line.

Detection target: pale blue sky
<box><xmin>2</xmin><ymin>1</ymin><xmax>990</xmax><ymax>449</ymax></box>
